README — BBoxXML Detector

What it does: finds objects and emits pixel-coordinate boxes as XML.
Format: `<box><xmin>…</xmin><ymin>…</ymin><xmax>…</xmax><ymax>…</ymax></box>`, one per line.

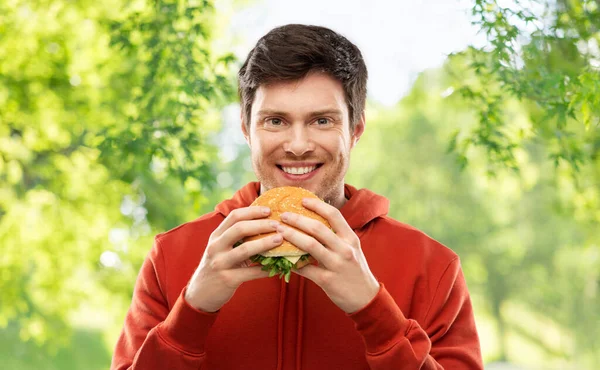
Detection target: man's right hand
<box><xmin>184</xmin><ymin>206</ymin><xmax>282</xmax><ymax>313</ymax></box>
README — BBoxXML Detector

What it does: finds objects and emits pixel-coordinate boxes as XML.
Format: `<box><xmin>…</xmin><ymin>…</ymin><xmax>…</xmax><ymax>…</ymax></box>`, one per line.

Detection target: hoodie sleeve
<box><xmin>110</xmin><ymin>238</ymin><xmax>218</xmax><ymax>370</ymax></box>
<box><xmin>348</xmin><ymin>257</ymin><xmax>483</xmax><ymax>369</ymax></box>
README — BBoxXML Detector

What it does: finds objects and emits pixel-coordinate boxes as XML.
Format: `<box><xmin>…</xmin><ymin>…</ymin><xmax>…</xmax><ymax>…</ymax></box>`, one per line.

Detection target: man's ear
<box><xmin>241</xmin><ymin>113</ymin><xmax>251</xmax><ymax>147</ymax></box>
<box><xmin>350</xmin><ymin>111</ymin><xmax>366</xmax><ymax>149</ymax></box>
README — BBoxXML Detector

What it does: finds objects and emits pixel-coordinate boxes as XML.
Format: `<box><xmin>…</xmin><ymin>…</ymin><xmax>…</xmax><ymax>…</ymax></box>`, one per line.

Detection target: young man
<box><xmin>111</xmin><ymin>24</ymin><xmax>483</xmax><ymax>369</ymax></box>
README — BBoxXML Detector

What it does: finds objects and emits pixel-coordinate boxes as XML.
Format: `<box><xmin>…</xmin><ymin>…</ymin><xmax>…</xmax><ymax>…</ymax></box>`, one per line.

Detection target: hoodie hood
<box><xmin>215</xmin><ymin>182</ymin><xmax>389</xmax><ymax>230</ymax></box>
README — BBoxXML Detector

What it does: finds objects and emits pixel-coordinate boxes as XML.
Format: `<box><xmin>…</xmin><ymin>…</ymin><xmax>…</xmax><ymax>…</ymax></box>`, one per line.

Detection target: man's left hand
<box><xmin>276</xmin><ymin>197</ymin><xmax>380</xmax><ymax>314</ymax></box>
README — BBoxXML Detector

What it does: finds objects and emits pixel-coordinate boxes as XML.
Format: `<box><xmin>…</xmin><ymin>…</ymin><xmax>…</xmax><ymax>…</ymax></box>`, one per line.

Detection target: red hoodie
<box><xmin>111</xmin><ymin>182</ymin><xmax>483</xmax><ymax>369</ymax></box>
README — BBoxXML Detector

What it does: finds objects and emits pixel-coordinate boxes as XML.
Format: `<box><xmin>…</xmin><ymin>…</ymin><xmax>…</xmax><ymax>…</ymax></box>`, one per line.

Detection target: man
<box><xmin>111</xmin><ymin>24</ymin><xmax>483</xmax><ymax>369</ymax></box>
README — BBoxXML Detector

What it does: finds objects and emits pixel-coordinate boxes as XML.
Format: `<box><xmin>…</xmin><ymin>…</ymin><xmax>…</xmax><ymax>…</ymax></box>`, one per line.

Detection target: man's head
<box><xmin>238</xmin><ymin>24</ymin><xmax>368</xmax><ymax>132</ymax></box>
<box><xmin>238</xmin><ymin>24</ymin><xmax>368</xmax><ymax>206</ymax></box>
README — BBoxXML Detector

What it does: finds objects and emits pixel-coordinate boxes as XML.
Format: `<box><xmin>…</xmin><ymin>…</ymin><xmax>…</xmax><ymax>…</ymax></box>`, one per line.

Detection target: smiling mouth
<box><xmin>276</xmin><ymin>163</ymin><xmax>323</xmax><ymax>175</ymax></box>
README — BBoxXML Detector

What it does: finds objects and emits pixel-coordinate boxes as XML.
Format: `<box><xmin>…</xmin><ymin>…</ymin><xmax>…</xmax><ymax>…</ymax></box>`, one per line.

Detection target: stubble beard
<box><xmin>253</xmin><ymin>152</ymin><xmax>349</xmax><ymax>207</ymax></box>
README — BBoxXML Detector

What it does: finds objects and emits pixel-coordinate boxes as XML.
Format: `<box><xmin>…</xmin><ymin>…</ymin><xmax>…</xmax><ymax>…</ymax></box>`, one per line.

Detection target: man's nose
<box><xmin>283</xmin><ymin>124</ymin><xmax>315</xmax><ymax>156</ymax></box>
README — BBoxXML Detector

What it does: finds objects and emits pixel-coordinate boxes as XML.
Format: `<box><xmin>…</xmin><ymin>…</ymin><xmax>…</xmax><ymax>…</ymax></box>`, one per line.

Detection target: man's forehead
<box><xmin>252</xmin><ymin>74</ymin><xmax>347</xmax><ymax>118</ymax></box>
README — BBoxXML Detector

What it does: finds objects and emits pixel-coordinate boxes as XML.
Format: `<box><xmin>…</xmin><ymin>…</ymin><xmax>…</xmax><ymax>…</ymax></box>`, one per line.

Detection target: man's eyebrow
<box><xmin>309</xmin><ymin>109</ymin><xmax>344</xmax><ymax>117</ymax></box>
<box><xmin>255</xmin><ymin>108</ymin><xmax>344</xmax><ymax>117</ymax></box>
<box><xmin>255</xmin><ymin>109</ymin><xmax>289</xmax><ymax>117</ymax></box>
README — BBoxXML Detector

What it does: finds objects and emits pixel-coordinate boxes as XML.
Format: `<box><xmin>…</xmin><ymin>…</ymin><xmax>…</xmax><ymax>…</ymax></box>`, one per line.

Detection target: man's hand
<box><xmin>277</xmin><ymin>198</ymin><xmax>380</xmax><ymax>314</ymax></box>
<box><xmin>185</xmin><ymin>206</ymin><xmax>282</xmax><ymax>313</ymax></box>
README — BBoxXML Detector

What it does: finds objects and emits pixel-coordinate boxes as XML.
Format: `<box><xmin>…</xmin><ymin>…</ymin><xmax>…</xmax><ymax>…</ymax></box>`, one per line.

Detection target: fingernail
<box><xmin>262</xmin><ymin>207</ymin><xmax>270</xmax><ymax>214</ymax></box>
<box><xmin>269</xmin><ymin>220</ymin><xmax>279</xmax><ymax>228</ymax></box>
<box><xmin>280</xmin><ymin>212</ymin><xmax>289</xmax><ymax>221</ymax></box>
<box><xmin>271</xmin><ymin>234</ymin><xmax>282</xmax><ymax>243</ymax></box>
<box><xmin>302</xmin><ymin>198</ymin><xmax>309</xmax><ymax>205</ymax></box>
<box><xmin>276</xmin><ymin>224</ymin><xmax>285</xmax><ymax>232</ymax></box>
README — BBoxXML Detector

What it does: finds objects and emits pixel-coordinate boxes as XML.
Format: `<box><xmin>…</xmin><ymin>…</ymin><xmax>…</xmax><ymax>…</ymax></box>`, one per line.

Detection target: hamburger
<box><xmin>243</xmin><ymin>186</ymin><xmax>330</xmax><ymax>282</ymax></box>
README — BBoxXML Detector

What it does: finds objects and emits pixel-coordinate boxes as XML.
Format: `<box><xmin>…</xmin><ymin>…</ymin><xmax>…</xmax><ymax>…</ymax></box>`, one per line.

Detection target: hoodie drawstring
<box><xmin>296</xmin><ymin>277</ymin><xmax>305</xmax><ymax>370</ymax></box>
<box><xmin>276</xmin><ymin>278</ymin><xmax>287</xmax><ymax>370</ymax></box>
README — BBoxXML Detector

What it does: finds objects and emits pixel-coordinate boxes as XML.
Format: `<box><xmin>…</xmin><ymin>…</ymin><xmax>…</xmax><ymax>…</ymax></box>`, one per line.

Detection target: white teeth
<box><xmin>282</xmin><ymin>165</ymin><xmax>317</xmax><ymax>175</ymax></box>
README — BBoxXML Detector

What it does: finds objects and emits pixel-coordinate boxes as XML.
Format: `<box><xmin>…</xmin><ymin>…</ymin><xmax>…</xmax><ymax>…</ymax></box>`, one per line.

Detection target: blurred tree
<box><xmin>457</xmin><ymin>0</ymin><xmax>599</xmax><ymax>172</ymax></box>
<box><xmin>457</xmin><ymin>2</ymin><xmax>600</xmax><ymax>364</ymax></box>
<box><xmin>0</xmin><ymin>0</ymin><xmax>235</xmax><ymax>359</ymax></box>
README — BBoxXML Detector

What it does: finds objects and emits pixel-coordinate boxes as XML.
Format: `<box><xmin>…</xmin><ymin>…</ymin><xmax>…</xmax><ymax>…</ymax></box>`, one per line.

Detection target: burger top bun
<box><xmin>245</xmin><ymin>186</ymin><xmax>331</xmax><ymax>257</ymax></box>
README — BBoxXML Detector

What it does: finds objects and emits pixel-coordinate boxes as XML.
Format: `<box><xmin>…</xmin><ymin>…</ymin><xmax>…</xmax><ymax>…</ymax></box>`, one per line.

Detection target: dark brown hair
<box><xmin>238</xmin><ymin>24</ymin><xmax>368</xmax><ymax>131</ymax></box>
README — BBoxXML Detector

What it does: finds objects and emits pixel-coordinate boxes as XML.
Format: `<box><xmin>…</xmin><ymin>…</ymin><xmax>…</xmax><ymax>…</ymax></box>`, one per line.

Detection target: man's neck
<box><xmin>329</xmin><ymin>192</ymin><xmax>348</xmax><ymax>209</ymax></box>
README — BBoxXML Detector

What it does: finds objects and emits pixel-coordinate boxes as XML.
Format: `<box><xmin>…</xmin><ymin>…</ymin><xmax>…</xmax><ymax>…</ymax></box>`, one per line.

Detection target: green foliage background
<box><xmin>1</xmin><ymin>0</ymin><xmax>598</xmax><ymax>369</ymax></box>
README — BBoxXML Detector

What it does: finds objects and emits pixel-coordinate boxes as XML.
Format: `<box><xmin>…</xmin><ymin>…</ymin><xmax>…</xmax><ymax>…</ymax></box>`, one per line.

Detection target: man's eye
<box><xmin>268</xmin><ymin>118</ymin><xmax>282</xmax><ymax>126</ymax></box>
<box><xmin>316</xmin><ymin>118</ymin><xmax>330</xmax><ymax>125</ymax></box>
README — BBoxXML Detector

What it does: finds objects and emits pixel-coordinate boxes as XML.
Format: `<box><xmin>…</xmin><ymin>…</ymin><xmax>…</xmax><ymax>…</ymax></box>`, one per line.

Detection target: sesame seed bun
<box><xmin>245</xmin><ymin>186</ymin><xmax>330</xmax><ymax>257</ymax></box>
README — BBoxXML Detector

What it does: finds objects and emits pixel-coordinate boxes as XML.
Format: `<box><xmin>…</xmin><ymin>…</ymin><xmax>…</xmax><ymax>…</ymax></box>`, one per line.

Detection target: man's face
<box><xmin>241</xmin><ymin>72</ymin><xmax>365</xmax><ymax>204</ymax></box>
